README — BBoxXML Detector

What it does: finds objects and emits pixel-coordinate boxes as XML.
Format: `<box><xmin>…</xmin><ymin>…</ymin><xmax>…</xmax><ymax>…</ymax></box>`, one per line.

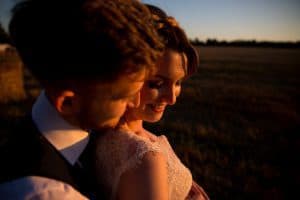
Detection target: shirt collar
<box><xmin>32</xmin><ymin>90</ymin><xmax>89</xmax><ymax>165</ymax></box>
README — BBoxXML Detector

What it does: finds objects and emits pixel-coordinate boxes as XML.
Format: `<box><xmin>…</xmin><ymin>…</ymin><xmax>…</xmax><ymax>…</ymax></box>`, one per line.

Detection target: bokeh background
<box><xmin>1</xmin><ymin>0</ymin><xmax>300</xmax><ymax>199</ymax></box>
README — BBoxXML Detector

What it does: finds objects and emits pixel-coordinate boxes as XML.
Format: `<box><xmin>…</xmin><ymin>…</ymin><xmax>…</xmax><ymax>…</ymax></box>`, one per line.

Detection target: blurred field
<box><xmin>145</xmin><ymin>47</ymin><xmax>300</xmax><ymax>199</ymax></box>
<box><xmin>1</xmin><ymin>46</ymin><xmax>299</xmax><ymax>199</ymax></box>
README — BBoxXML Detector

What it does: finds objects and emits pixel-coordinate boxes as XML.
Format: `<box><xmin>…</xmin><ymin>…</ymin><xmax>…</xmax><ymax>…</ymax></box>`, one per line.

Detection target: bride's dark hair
<box><xmin>145</xmin><ymin>4</ymin><xmax>199</xmax><ymax>77</ymax></box>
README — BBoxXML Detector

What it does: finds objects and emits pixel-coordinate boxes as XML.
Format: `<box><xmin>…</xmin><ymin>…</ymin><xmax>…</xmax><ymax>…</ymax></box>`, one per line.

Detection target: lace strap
<box><xmin>107</xmin><ymin>133</ymin><xmax>164</xmax><ymax>199</ymax></box>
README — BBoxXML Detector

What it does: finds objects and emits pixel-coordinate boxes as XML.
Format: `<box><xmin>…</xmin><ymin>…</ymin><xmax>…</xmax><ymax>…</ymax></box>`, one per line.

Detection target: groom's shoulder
<box><xmin>1</xmin><ymin>114</ymin><xmax>41</xmax><ymax>153</ymax></box>
<box><xmin>0</xmin><ymin>114</ymin><xmax>39</xmax><ymax>147</ymax></box>
<box><xmin>0</xmin><ymin>114</ymin><xmax>44</xmax><ymax>183</ymax></box>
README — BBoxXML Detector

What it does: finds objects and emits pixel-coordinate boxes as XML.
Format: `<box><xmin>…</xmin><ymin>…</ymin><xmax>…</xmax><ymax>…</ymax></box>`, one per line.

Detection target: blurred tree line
<box><xmin>190</xmin><ymin>37</ymin><xmax>300</xmax><ymax>48</ymax></box>
<box><xmin>1</xmin><ymin>21</ymin><xmax>300</xmax><ymax>48</ymax></box>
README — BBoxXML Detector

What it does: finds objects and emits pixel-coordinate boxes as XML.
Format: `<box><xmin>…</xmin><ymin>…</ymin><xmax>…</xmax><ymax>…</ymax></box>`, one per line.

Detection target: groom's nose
<box><xmin>127</xmin><ymin>92</ymin><xmax>140</xmax><ymax>108</ymax></box>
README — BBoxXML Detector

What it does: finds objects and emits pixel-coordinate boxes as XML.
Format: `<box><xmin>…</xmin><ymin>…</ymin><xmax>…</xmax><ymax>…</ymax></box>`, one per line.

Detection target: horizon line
<box><xmin>189</xmin><ymin>37</ymin><xmax>300</xmax><ymax>43</ymax></box>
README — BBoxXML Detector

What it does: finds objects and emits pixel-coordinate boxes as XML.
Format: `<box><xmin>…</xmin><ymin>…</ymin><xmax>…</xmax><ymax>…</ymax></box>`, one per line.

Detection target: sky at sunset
<box><xmin>1</xmin><ymin>0</ymin><xmax>300</xmax><ymax>42</ymax></box>
<box><xmin>142</xmin><ymin>0</ymin><xmax>300</xmax><ymax>42</ymax></box>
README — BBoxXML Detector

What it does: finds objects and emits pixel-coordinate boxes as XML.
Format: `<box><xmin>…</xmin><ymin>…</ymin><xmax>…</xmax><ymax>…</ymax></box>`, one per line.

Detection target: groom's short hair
<box><xmin>9</xmin><ymin>0</ymin><xmax>163</xmax><ymax>86</ymax></box>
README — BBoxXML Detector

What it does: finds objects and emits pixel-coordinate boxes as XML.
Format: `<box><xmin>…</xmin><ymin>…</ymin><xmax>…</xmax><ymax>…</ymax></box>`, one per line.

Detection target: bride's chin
<box><xmin>145</xmin><ymin>118</ymin><xmax>160</xmax><ymax>123</ymax></box>
<box><xmin>145</xmin><ymin>114</ymin><xmax>163</xmax><ymax>123</ymax></box>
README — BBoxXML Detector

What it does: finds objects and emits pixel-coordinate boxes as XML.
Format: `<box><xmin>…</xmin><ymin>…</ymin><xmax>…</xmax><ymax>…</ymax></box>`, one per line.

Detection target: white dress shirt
<box><xmin>32</xmin><ymin>90</ymin><xmax>90</xmax><ymax>165</ymax></box>
<box><xmin>0</xmin><ymin>91</ymin><xmax>90</xmax><ymax>199</ymax></box>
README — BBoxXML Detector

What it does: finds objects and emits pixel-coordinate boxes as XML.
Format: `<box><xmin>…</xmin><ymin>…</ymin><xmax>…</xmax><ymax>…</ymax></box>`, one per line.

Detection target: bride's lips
<box><xmin>149</xmin><ymin>104</ymin><xmax>165</xmax><ymax>113</ymax></box>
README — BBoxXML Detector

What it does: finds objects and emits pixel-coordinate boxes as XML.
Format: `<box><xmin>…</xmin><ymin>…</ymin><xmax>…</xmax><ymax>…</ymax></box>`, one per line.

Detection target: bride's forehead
<box><xmin>149</xmin><ymin>51</ymin><xmax>186</xmax><ymax>75</ymax></box>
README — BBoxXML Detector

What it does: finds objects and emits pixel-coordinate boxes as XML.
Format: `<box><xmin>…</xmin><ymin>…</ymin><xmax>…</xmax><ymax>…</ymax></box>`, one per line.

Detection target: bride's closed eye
<box><xmin>147</xmin><ymin>80</ymin><xmax>164</xmax><ymax>89</ymax></box>
<box><xmin>175</xmin><ymin>80</ymin><xmax>182</xmax><ymax>86</ymax></box>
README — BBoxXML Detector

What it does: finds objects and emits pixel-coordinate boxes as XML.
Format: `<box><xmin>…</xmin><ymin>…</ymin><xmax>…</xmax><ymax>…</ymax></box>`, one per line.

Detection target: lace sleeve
<box><xmin>134</xmin><ymin>137</ymin><xmax>163</xmax><ymax>163</ymax></box>
<box><xmin>94</xmin><ymin>131</ymin><xmax>164</xmax><ymax>200</ymax></box>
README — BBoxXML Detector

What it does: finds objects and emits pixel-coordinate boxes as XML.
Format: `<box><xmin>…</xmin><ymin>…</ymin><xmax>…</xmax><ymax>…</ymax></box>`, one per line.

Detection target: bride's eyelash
<box><xmin>176</xmin><ymin>80</ymin><xmax>182</xmax><ymax>86</ymax></box>
<box><xmin>147</xmin><ymin>80</ymin><xmax>164</xmax><ymax>89</ymax></box>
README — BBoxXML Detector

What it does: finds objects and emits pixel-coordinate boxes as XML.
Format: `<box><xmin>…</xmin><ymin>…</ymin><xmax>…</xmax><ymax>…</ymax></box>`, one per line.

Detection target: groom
<box><xmin>0</xmin><ymin>0</ymin><xmax>162</xmax><ymax>199</ymax></box>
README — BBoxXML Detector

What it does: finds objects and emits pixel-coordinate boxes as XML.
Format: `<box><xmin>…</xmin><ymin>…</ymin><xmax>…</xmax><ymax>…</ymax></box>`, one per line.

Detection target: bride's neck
<box><xmin>126</xmin><ymin>119</ymin><xmax>144</xmax><ymax>132</ymax></box>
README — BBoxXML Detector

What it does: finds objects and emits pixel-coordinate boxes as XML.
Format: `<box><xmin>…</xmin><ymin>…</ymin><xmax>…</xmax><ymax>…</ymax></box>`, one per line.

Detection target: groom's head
<box><xmin>9</xmin><ymin>0</ymin><xmax>163</xmax><ymax>130</ymax></box>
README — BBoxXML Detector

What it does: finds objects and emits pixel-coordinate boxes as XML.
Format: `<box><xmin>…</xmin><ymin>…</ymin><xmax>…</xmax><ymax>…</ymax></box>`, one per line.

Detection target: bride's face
<box><xmin>126</xmin><ymin>49</ymin><xmax>186</xmax><ymax>122</ymax></box>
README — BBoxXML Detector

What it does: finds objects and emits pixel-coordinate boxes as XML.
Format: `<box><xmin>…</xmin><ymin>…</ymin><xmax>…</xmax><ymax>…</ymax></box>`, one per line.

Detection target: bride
<box><xmin>93</xmin><ymin>4</ymin><xmax>209</xmax><ymax>200</ymax></box>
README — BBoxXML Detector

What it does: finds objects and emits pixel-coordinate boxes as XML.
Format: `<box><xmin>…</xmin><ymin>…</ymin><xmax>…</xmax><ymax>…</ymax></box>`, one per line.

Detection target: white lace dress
<box><xmin>94</xmin><ymin>130</ymin><xmax>193</xmax><ymax>200</ymax></box>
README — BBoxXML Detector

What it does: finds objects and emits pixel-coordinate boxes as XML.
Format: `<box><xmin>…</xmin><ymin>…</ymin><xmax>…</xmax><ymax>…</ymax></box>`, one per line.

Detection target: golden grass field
<box><xmin>1</xmin><ymin>46</ymin><xmax>299</xmax><ymax>199</ymax></box>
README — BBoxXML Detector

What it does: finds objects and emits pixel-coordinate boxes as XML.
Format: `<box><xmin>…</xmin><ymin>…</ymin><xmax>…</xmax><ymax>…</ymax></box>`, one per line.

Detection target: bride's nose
<box><xmin>161</xmin><ymin>86</ymin><xmax>176</xmax><ymax>105</ymax></box>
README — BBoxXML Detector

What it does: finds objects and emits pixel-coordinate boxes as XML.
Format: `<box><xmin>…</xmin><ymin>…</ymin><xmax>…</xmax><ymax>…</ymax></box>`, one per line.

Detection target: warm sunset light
<box><xmin>0</xmin><ymin>1</ymin><xmax>299</xmax><ymax>199</ymax></box>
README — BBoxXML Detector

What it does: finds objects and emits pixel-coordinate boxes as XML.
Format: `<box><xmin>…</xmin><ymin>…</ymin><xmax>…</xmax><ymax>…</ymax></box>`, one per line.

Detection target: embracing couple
<box><xmin>0</xmin><ymin>0</ymin><xmax>209</xmax><ymax>199</ymax></box>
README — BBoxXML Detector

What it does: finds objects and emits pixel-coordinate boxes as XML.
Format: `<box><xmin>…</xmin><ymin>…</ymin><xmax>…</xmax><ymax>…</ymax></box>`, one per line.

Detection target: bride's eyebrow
<box><xmin>153</xmin><ymin>75</ymin><xmax>179</xmax><ymax>82</ymax></box>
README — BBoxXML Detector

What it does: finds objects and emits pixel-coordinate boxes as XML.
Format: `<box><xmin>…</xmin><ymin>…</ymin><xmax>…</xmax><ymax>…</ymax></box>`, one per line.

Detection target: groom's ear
<box><xmin>53</xmin><ymin>90</ymin><xmax>80</xmax><ymax>116</ymax></box>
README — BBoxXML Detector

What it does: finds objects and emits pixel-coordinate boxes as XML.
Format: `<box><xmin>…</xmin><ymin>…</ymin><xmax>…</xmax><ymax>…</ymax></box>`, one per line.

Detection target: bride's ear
<box><xmin>53</xmin><ymin>90</ymin><xmax>80</xmax><ymax>116</ymax></box>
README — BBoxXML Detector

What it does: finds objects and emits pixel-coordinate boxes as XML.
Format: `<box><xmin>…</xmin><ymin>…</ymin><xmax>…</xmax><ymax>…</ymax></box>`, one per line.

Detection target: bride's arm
<box><xmin>116</xmin><ymin>151</ymin><xmax>169</xmax><ymax>200</ymax></box>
